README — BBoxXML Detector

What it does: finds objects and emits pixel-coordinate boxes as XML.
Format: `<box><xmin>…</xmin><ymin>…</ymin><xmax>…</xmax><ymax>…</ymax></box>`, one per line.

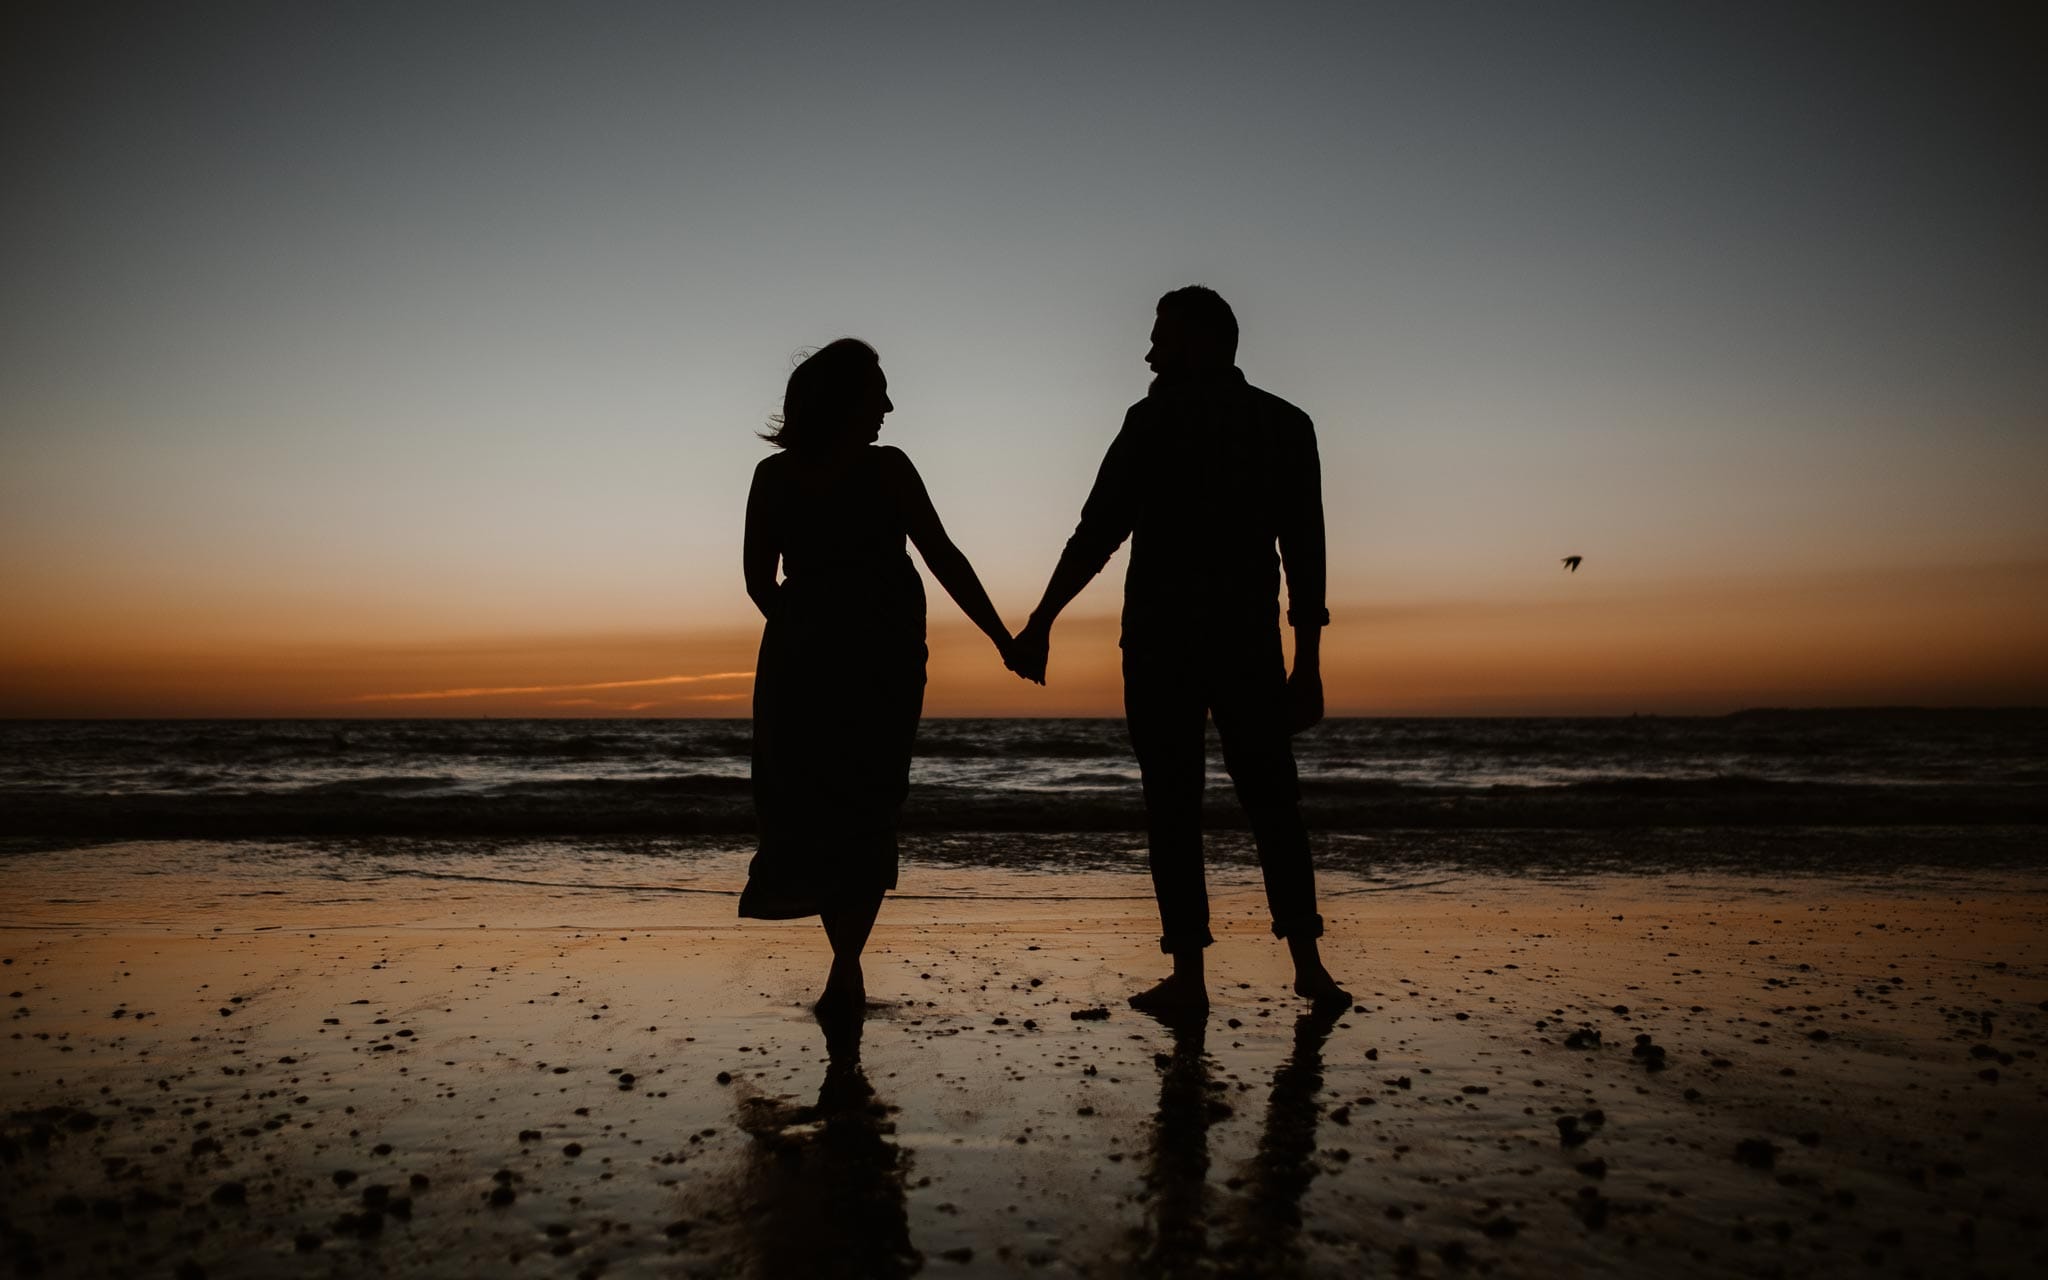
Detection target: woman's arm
<box><xmin>743</xmin><ymin>458</ymin><xmax>782</xmax><ymax>619</ymax></box>
<box><xmin>884</xmin><ymin>448</ymin><xmax>1011</xmax><ymax>648</ymax></box>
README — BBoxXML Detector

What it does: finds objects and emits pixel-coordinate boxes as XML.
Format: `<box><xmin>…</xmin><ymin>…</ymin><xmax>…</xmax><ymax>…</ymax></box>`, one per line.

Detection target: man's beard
<box><xmin>1148</xmin><ymin>364</ymin><xmax>1218</xmax><ymax>395</ymax></box>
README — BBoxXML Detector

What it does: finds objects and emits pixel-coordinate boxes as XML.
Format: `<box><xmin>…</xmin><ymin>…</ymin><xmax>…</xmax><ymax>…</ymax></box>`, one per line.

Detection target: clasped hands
<box><xmin>998</xmin><ymin>618</ymin><xmax>1050</xmax><ymax>686</ymax></box>
<box><xmin>993</xmin><ymin>619</ymin><xmax>1325</xmax><ymax>733</ymax></box>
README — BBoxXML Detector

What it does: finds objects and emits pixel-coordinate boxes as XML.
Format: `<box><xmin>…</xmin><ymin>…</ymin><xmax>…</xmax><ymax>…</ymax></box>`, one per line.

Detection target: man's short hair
<box><xmin>1156</xmin><ymin>285</ymin><xmax>1238</xmax><ymax>360</ymax></box>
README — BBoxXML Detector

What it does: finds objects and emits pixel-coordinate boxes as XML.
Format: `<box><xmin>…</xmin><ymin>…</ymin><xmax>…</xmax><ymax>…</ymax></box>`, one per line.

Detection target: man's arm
<box><xmin>1277</xmin><ymin>414</ymin><xmax>1328</xmax><ymax>731</ymax></box>
<box><xmin>1009</xmin><ymin>419</ymin><xmax>1141</xmax><ymax>683</ymax></box>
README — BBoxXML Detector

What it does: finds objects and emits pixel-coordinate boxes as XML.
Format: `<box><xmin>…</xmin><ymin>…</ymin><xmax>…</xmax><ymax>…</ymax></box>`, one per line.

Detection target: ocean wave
<box><xmin>293</xmin><ymin>775</ymin><xmax>465</xmax><ymax>794</ymax></box>
<box><xmin>3</xmin><ymin>773</ymin><xmax>2041</xmax><ymax>839</ymax></box>
<box><xmin>912</xmin><ymin>737</ymin><xmax>1129</xmax><ymax>760</ymax></box>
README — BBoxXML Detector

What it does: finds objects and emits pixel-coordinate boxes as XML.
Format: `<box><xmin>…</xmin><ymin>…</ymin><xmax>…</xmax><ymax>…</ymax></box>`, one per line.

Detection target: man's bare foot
<box><xmin>1128</xmin><ymin>973</ymin><xmax>1209</xmax><ymax>1019</ymax></box>
<box><xmin>1292</xmin><ymin>966</ymin><xmax>1351</xmax><ymax>1009</ymax></box>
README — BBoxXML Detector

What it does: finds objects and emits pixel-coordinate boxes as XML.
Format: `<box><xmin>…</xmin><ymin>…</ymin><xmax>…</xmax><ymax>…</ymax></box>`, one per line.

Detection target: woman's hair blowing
<box><xmin>762</xmin><ymin>338</ymin><xmax>881</xmax><ymax>450</ymax></box>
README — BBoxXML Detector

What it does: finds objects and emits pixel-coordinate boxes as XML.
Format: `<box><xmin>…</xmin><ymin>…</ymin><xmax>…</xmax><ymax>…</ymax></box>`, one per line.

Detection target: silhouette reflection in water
<box><xmin>1131</xmin><ymin>1014</ymin><xmax>1221</xmax><ymax>1276</ymax></box>
<box><xmin>1128</xmin><ymin>1005</ymin><xmax>1344</xmax><ymax>1277</ymax></box>
<box><xmin>1218</xmin><ymin>1002</ymin><xmax>1345</xmax><ymax>1274</ymax></box>
<box><xmin>726</xmin><ymin>1017</ymin><xmax>920</xmax><ymax>1278</ymax></box>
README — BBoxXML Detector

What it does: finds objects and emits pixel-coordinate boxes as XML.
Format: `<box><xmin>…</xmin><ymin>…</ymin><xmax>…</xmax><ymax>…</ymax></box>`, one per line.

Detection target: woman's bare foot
<box><xmin>1128</xmin><ymin>972</ymin><xmax>1209</xmax><ymax>1019</ymax></box>
<box><xmin>815</xmin><ymin>895</ymin><xmax>882</xmax><ymax>1026</ymax></box>
<box><xmin>815</xmin><ymin>963</ymin><xmax>866</xmax><ymax>1024</ymax></box>
<box><xmin>813</xmin><ymin>992</ymin><xmax>862</xmax><ymax>1027</ymax></box>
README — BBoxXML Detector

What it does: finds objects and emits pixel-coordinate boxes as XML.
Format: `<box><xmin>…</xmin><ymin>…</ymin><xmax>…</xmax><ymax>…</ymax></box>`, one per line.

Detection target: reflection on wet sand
<box><xmin>1219</xmin><ymin>1003</ymin><xmax>1346</xmax><ymax>1274</ymax></box>
<box><xmin>1129</xmin><ymin>1005</ymin><xmax>1344</xmax><ymax>1277</ymax></box>
<box><xmin>724</xmin><ymin>1018</ymin><xmax>920</xmax><ymax>1279</ymax></box>
<box><xmin>1132</xmin><ymin>1015</ymin><xmax>1220</xmax><ymax>1276</ymax></box>
<box><xmin>6</xmin><ymin>877</ymin><xmax>2041</xmax><ymax>1277</ymax></box>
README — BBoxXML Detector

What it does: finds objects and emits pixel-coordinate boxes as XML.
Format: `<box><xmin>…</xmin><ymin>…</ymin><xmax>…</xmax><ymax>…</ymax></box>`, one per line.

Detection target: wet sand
<box><xmin>4</xmin><ymin>849</ymin><xmax>2046</xmax><ymax>1278</ymax></box>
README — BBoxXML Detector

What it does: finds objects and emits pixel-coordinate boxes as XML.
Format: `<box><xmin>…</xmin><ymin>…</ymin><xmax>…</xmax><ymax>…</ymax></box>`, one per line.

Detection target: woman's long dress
<box><xmin>740</xmin><ymin>447</ymin><xmax>927</xmax><ymax>919</ymax></box>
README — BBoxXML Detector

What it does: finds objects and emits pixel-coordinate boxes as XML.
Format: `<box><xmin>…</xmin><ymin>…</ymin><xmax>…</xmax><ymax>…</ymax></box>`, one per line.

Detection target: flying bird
<box><xmin>1561</xmin><ymin>555</ymin><xmax>1582</xmax><ymax>572</ymax></box>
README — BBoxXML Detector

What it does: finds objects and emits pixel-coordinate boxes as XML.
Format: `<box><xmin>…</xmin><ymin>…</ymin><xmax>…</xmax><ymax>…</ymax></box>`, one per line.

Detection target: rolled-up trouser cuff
<box><xmin>1270</xmin><ymin>912</ymin><xmax>1324</xmax><ymax>942</ymax></box>
<box><xmin>1159</xmin><ymin>928</ymin><xmax>1215</xmax><ymax>955</ymax></box>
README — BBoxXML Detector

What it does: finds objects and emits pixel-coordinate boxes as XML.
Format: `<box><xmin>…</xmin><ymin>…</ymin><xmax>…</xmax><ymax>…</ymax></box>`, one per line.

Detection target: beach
<box><xmin>10</xmin><ymin>3</ymin><xmax>2047</xmax><ymax>1276</ymax></box>
<box><xmin>5</xmin><ymin>839</ymin><xmax>2045</xmax><ymax>1278</ymax></box>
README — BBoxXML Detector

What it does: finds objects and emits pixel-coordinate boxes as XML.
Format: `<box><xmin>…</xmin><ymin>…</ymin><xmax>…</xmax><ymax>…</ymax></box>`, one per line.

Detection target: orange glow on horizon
<box><xmin>2</xmin><ymin>562</ymin><xmax>2043</xmax><ymax>718</ymax></box>
<box><xmin>348</xmin><ymin>671</ymin><xmax>755</xmax><ymax>704</ymax></box>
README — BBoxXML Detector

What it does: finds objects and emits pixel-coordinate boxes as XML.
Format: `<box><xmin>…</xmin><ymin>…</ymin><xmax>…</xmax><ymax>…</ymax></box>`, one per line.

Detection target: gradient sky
<box><xmin>3</xmin><ymin>2</ymin><xmax>2044</xmax><ymax>716</ymax></box>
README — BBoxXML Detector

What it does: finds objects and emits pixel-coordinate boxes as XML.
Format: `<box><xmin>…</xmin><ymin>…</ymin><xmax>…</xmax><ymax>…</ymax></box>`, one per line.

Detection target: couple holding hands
<box><xmin>740</xmin><ymin>285</ymin><xmax>1347</xmax><ymax>1026</ymax></box>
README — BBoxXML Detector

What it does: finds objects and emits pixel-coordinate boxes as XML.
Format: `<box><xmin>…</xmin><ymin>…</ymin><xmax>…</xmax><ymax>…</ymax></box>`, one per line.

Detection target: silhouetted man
<box><xmin>1009</xmin><ymin>286</ymin><xmax>1348</xmax><ymax>1015</ymax></box>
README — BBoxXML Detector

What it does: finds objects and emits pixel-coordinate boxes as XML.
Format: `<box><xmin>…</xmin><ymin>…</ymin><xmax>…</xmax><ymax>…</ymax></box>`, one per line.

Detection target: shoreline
<box><xmin>8</xmin><ymin>789</ymin><xmax>2044</xmax><ymax>840</ymax></box>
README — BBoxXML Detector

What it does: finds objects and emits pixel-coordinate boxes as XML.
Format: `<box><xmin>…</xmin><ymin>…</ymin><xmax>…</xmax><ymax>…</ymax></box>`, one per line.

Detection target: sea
<box><xmin>3</xmin><ymin>712</ymin><xmax>2044</xmax><ymax>881</ymax></box>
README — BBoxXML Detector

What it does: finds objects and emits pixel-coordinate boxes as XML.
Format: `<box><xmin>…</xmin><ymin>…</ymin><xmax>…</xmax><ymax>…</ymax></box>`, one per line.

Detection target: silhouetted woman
<box><xmin>741</xmin><ymin>338</ymin><xmax>1012</xmax><ymax>1023</ymax></box>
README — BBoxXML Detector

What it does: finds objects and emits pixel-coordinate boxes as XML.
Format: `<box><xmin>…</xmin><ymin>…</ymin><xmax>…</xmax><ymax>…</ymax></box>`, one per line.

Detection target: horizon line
<box><xmin>6</xmin><ymin>704</ymin><xmax>2043</xmax><ymax>723</ymax></box>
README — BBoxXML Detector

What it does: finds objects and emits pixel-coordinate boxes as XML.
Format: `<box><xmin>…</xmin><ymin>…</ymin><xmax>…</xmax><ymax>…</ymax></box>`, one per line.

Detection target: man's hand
<box><xmin>1286</xmin><ymin>664</ymin><xmax>1324</xmax><ymax>734</ymax></box>
<box><xmin>1005</xmin><ymin>620</ymin><xmax>1050</xmax><ymax>685</ymax></box>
